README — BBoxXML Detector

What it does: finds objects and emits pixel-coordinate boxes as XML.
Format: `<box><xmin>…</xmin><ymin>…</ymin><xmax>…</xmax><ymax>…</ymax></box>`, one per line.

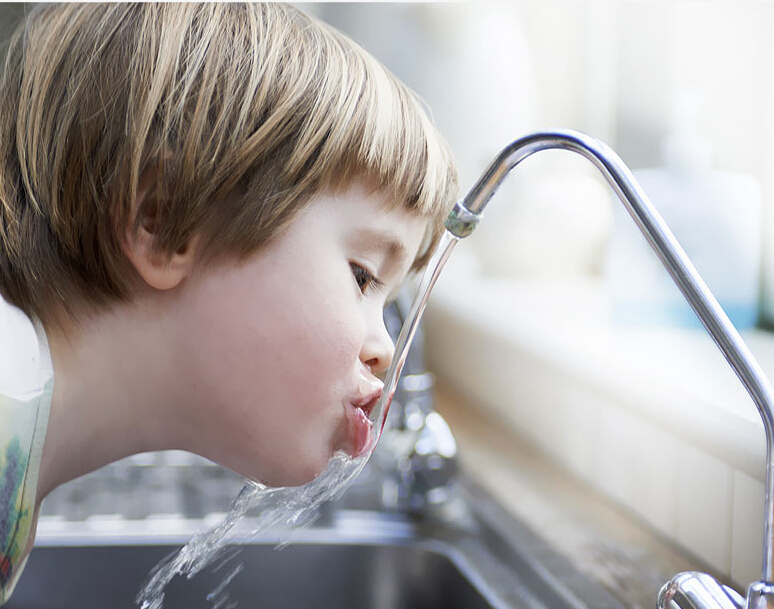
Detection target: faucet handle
<box><xmin>658</xmin><ymin>572</ymin><xmax>744</xmax><ymax>609</ymax></box>
<box><xmin>377</xmin><ymin>407</ymin><xmax>459</xmax><ymax>511</ymax></box>
<box><xmin>408</xmin><ymin>411</ymin><xmax>459</xmax><ymax>497</ymax></box>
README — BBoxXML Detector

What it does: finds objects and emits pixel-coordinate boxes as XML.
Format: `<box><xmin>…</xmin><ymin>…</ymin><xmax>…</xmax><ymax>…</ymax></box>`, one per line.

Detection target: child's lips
<box><xmin>354</xmin><ymin>392</ymin><xmax>381</xmax><ymax>417</ymax></box>
<box><xmin>344</xmin><ymin>391</ymin><xmax>381</xmax><ymax>457</ymax></box>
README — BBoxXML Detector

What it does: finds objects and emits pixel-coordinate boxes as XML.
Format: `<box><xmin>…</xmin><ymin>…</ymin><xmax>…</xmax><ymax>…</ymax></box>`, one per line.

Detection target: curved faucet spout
<box><xmin>445</xmin><ymin>129</ymin><xmax>774</xmax><ymax>586</ymax></box>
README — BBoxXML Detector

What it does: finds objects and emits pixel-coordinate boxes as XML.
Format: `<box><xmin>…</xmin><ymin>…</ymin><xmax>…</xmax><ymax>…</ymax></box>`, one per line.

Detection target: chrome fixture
<box><xmin>657</xmin><ymin>572</ymin><xmax>745</xmax><ymax>609</ymax></box>
<box><xmin>444</xmin><ymin>129</ymin><xmax>774</xmax><ymax>609</ymax></box>
<box><xmin>379</xmin><ymin>292</ymin><xmax>459</xmax><ymax>511</ymax></box>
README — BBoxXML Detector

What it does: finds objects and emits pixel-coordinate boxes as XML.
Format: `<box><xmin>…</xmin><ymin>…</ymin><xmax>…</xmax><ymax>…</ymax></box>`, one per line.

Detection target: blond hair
<box><xmin>0</xmin><ymin>3</ymin><xmax>457</xmax><ymax>326</ymax></box>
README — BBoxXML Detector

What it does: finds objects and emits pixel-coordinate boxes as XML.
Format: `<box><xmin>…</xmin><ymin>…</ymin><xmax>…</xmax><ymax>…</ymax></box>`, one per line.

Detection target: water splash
<box><xmin>135</xmin><ymin>453</ymin><xmax>367</xmax><ymax>609</ymax></box>
<box><xmin>136</xmin><ymin>231</ymin><xmax>460</xmax><ymax>608</ymax></box>
<box><xmin>205</xmin><ymin>561</ymin><xmax>243</xmax><ymax>609</ymax></box>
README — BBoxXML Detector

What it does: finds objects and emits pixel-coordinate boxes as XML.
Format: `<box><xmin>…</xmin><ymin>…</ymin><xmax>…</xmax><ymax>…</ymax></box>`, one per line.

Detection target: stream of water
<box><xmin>136</xmin><ymin>231</ymin><xmax>460</xmax><ymax>609</ymax></box>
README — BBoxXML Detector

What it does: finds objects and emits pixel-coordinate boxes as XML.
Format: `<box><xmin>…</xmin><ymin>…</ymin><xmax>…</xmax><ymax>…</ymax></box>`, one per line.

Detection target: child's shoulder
<box><xmin>0</xmin><ymin>297</ymin><xmax>51</xmax><ymax>402</ymax></box>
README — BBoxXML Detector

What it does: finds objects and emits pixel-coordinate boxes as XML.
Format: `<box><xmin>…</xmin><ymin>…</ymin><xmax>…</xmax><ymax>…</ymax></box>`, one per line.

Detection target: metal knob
<box><xmin>657</xmin><ymin>572</ymin><xmax>743</xmax><ymax>609</ymax></box>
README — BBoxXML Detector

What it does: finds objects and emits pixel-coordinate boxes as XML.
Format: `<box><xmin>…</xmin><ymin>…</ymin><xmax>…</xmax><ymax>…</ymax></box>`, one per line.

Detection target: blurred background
<box><xmin>307</xmin><ymin>1</ymin><xmax>774</xmax><ymax>329</ymax></box>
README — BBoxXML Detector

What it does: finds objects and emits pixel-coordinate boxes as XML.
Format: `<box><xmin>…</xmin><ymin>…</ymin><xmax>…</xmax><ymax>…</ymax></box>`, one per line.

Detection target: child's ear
<box><xmin>121</xmin><ymin>169</ymin><xmax>199</xmax><ymax>291</ymax></box>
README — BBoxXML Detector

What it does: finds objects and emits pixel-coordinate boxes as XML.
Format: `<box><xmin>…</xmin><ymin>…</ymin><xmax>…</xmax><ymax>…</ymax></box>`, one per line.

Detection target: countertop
<box><xmin>434</xmin><ymin>383</ymin><xmax>731</xmax><ymax>609</ymax></box>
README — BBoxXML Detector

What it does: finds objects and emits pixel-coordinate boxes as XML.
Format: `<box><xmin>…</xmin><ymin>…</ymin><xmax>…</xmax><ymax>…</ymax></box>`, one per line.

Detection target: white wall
<box><xmin>314</xmin><ymin>1</ymin><xmax>774</xmax><ymax>325</ymax></box>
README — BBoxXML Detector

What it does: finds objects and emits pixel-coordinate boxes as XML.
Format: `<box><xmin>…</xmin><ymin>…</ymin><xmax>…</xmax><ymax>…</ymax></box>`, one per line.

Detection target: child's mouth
<box><xmin>345</xmin><ymin>395</ymin><xmax>379</xmax><ymax>457</ymax></box>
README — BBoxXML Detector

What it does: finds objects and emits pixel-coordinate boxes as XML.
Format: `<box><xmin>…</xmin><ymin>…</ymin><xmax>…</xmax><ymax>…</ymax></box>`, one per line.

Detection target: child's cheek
<box><xmin>310</xmin><ymin>294</ymin><xmax>364</xmax><ymax>367</ymax></box>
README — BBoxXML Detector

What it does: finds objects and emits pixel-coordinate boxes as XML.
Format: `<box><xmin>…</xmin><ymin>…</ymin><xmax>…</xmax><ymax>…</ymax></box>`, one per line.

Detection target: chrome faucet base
<box><xmin>657</xmin><ymin>575</ymin><xmax>774</xmax><ymax>609</ymax></box>
<box><xmin>658</xmin><ymin>572</ymin><xmax>744</xmax><ymax>609</ymax></box>
<box><xmin>379</xmin><ymin>296</ymin><xmax>459</xmax><ymax>513</ymax></box>
<box><xmin>747</xmin><ymin>581</ymin><xmax>774</xmax><ymax>609</ymax></box>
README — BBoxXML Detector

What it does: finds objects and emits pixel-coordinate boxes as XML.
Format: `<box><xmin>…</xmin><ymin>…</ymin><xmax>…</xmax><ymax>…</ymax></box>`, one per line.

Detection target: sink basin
<box><xmin>8</xmin><ymin>478</ymin><xmax>626</xmax><ymax>609</ymax></box>
<box><xmin>8</xmin><ymin>538</ymin><xmax>493</xmax><ymax>609</ymax></box>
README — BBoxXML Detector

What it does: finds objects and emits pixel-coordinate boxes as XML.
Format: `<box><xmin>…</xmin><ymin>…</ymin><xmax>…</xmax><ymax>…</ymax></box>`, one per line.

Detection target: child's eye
<box><xmin>350</xmin><ymin>262</ymin><xmax>384</xmax><ymax>295</ymax></box>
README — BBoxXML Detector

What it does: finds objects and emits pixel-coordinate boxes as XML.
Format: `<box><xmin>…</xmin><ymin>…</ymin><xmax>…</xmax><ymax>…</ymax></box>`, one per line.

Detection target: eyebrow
<box><xmin>352</xmin><ymin>228</ymin><xmax>409</xmax><ymax>270</ymax></box>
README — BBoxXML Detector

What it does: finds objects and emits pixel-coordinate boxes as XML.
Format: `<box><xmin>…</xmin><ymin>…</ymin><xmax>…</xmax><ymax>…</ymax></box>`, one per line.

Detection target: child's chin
<box><xmin>247</xmin><ymin>456</ymin><xmax>329</xmax><ymax>489</ymax></box>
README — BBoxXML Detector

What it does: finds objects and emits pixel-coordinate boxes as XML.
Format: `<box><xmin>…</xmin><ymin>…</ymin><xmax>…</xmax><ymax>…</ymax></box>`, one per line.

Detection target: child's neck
<box><xmin>36</xmin><ymin>297</ymin><xmax>185</xmax><ymax>502</ymax></box>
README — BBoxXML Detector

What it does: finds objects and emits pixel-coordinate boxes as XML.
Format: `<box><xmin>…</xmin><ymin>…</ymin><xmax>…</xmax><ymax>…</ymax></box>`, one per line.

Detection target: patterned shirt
<box><xmin>0</xmin><ymin>297</ymin><xmax>53</xmax><ymax>604</ymax></box>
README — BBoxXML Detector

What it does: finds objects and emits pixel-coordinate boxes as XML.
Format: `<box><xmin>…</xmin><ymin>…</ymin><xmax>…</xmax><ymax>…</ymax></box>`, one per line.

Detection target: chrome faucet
<box><xmin>377</xmin><ymin>291</ymin><xmax>459</xmax><ymax>511</ymax></box>
<box><xmin>444</xmin><ymin>129</ymin><xmax>774</xmax><ymax>609</ymax></box>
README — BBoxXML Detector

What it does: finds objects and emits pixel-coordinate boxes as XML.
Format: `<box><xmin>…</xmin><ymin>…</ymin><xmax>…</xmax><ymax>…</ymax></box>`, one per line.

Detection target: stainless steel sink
<box><xmin>8</xmin><ymin>473</ymin><xmax>625</xmax><ymax>609</ymax></box>
<box><xmin>8</xmin><ymin>534</ymin><xmax>493</xmax><ymax>609</ymax></box>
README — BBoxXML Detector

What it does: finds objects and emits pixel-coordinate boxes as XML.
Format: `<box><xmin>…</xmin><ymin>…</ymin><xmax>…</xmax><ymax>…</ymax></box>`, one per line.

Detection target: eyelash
<box><xmin>350</xmin><ymin>262</ymin><xmax>384</xmax><ymax>295</ymax></box>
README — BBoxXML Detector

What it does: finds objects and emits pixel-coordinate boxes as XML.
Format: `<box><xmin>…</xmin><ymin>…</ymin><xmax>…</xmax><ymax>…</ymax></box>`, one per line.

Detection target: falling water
<box><xmin>136</xmin><ymin>230</ymin><xmax>460</xmax><ymax>609</ymax></box>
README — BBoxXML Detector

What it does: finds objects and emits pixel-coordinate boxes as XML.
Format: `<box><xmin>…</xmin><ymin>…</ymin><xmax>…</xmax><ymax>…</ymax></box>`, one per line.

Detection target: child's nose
<box><xmin>361</xmin><ymin>317</ymin><xmax>394</xmax><ymax>375</ymax></box>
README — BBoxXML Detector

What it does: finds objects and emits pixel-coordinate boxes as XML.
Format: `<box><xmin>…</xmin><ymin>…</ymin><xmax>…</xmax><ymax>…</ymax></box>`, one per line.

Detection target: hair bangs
<box><xmin>285</xmin><ymin>23</ymin><xmax>458</xmax><ymax>269</ymax></box>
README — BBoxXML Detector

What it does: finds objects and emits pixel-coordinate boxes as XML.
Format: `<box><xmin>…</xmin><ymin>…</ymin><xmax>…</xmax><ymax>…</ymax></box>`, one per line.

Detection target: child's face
<box><xmin>174</xmin><ymin>181</ymin><xmax>429</xmax><ymax>487</ymax></box>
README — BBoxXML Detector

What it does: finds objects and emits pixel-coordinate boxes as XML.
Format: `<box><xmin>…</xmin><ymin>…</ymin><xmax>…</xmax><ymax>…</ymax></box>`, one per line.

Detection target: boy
<box><xmin>0</xmin><ymin>3</ymin><xmax>457</xmax><ymax>602</ymax></box>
